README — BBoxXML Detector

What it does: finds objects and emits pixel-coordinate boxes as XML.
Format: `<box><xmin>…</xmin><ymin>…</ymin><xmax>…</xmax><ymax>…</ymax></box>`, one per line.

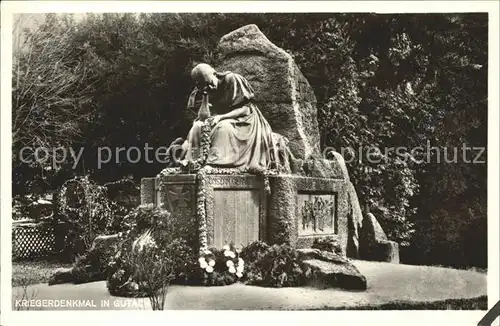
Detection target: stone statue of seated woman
<box><xmin>166</xmin><ymin>63</ymin><xmax>296</xmax><ymax>173</ymax></box>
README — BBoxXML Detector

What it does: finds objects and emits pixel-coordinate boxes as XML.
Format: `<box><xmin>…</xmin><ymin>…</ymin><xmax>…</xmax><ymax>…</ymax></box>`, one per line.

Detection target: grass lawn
<box><xmin>319</xmin><ymin>296</ymin><xmax>488</xmax><ymax>310</ymax></box>
<box><xmin>12</xmin><ymin>260</ymin><xmax>73</xmax><ymax>287</ymax></box>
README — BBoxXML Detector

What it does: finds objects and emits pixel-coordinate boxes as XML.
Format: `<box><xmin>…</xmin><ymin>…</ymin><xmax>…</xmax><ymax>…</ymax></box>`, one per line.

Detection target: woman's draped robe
<box><xmin>185</xmin><ymin>72</ymin><xmax>283</xmax><ymax>170</ymax></box>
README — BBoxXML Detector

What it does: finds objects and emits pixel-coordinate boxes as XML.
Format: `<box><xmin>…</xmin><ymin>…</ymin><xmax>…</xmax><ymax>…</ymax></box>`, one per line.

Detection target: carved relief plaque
<box><xmin>297</xmin><ymin>193</ymin><xmax>336</xmax><ymax>236</ymax></box>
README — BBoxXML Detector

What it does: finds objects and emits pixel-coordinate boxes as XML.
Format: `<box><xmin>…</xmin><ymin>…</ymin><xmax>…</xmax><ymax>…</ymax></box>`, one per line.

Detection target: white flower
<box><xmin>228</xmin><ymin>266</ymin><xmax>236</xmax><ymax>274</ymax></box>
<box><xmin>200</xmin><ymin>261</ymin><xmax>208</xmax><ymax>269</ymax></box>
<box><xmin>206</xmin><ymin>266</ymin><xmax>214</xmax><ymax>273</ymax></box>
<box><xmin>236</xmin><ymin>265</ymin><xmax>244</xmax><ymax>273</ymax></box>
<box><xmin>198</xmin><ymin>257</ymin><xmax>206</xmax><ymax>264</ymax></box>
<box><xmin>236</xmin><ymin>272</ymin><xmax>243</xmax><ymax>278</ymax></box>
<box><xmin>223</xmin><ymin>245</ymin><xmax>230</xmax><ymax>251</ymax></box>
<box><xmin>238</xmin><ymin>258</ymin><xmax>244</xmax><ymax>266</ymax></box>
<box><xmin>226</xmin><ymin>260</ymin><xmax>234</xmax><ymax>267</ymax></box>
<box><xmin>229</xmin><ymin>251</ymin><xmax>236</xmax><ymax>259</ymax></box>
<box><xmin>224</xmin><ymin>250</ymin><xmax>231</xmax><ymax>257</ymax></box>
<box><xmin>208</xmin><ymin>259</ymin><xmax>215</xmax><ymax>267</ymax></box>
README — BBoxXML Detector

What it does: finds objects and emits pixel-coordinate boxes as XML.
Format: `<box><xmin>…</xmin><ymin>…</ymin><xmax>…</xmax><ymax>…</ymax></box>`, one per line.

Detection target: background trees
<box><xmin>12</xmin><ymin>13</ymin><xmax>488</xmax><ymax>268</ymax></box>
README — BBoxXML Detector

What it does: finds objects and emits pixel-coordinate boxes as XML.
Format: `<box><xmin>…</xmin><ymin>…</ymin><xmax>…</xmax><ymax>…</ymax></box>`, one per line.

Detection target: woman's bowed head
<box><xmin>191</xmin><ymin>63</ymin><xmax>219</xmax><ymax>95</ymax></box>
<box><xmin>173</xmin><ymin>62</ymin><xmax>289</xmax><ymax>170</ymax></box>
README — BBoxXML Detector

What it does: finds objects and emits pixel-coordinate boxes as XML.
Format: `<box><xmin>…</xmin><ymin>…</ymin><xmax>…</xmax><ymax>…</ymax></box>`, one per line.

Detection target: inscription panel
<box><xmin>213</xmin><ymin>189</ymin><xmax>260</xmax><ymax>249</ymax></box>
<box><xmin>297</xmin><ymin>193</ymin><xmax>336</xmax><ymax>236</ymax></box>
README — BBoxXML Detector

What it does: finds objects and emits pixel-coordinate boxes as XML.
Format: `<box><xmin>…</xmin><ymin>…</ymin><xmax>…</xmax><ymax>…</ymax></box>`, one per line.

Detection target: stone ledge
<box><xmin>297</xmin><ymin>248</ymin><xmax>348</xmax><ymax>264</ymax></box>
<box><xmin>296</xmin><ymin>249</ymin><xmax>367</xmax><ymax>290</ymax></box>
<box><xmin>295</xmin><ymin>235</ymin><xmax>341</xmax><ymax>252</ymax></box>
<box><xmin>156</xmin><ymin>174</ymin><xmax>197</xmax><ymax>183</ymax></box>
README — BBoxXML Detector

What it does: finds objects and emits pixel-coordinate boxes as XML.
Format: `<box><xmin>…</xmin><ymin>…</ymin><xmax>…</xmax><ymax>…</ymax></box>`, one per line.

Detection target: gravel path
<box><xmin>11</xmin><ymin>260</ymin><xmax>487</xmax><ymax>310</ymax></box>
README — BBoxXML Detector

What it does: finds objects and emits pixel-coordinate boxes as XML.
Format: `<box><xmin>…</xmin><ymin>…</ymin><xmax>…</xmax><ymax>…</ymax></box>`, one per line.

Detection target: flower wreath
<box><xmin>58</xmin><ymin>176</ymin><xmax>114</xmax><ymax>248</ymax></box>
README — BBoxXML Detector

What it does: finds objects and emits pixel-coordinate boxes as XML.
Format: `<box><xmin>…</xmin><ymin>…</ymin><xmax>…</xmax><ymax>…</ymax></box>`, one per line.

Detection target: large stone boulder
<box><xmin>217</xmin><ymin>24</ymin><xmax>321</xmax><ymax>160</ymax></box>
<box><xmin>302</xmin><ymin>259</ymin><xmax>367</xmax><ymax>290</ymax></box>
<box><xmin>297</xmin><ymin>248</ymin><xmax>367</xmax><ymax>290</ymax></box>
<box><xmin>48</xmin><ymin>233</ymin><xmax>123</xmax><ymax>286</ymax></box>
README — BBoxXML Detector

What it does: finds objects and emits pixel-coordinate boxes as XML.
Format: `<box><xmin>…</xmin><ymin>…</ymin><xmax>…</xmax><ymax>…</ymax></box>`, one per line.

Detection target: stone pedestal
<box><xmin>141</xmin><ymin>174</ymin><xmax>352</xmax><ymax>256</ymax></box>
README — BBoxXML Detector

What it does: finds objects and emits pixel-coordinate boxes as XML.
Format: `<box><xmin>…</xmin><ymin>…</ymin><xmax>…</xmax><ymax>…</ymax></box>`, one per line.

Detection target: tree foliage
<box><xmin>12</xmin><ymin>13</ymin><xmax>488</xmax><ymax>268</ymax></box>
<box><xmin>13</xmin><ymin>14</ymin><xmax>96</xmax><ymax>166</ymax></box>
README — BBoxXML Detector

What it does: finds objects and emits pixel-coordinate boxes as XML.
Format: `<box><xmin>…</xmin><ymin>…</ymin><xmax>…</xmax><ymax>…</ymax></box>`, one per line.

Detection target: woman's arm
<box><xmin>219</xmin><ymin>106</ymin><xmax>250</xmax><ymax>120</ymax></box>
<box><xmin>210</xmin><ymin>106</ymin><xmax>250</xmax><ymax>126</ymax></box>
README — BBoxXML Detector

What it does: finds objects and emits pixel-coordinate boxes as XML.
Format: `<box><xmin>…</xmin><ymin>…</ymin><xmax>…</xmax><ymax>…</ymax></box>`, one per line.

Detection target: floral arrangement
<box><xmin>195</xmin><ymin>244</ymin><xmax>245</xmax><ymax>286</ymax></box>
<box><xmin>58</xmin><ymin>176</ymin><xmax>114</xmax><ymax>228</ymax></box>
<box><xmin>108</xmin><ymin>232</ymin><xmax>194</xmax><ymax>297</ymax></box>
<box><xmin>197</xmin><ymin>170</ymin><xmax>208</xmax><ymax>253</ymax></box>
<box><xmin>184</xmin><ymin>120</ymin><xmax>212</xmax><ymax>173</ymax></box>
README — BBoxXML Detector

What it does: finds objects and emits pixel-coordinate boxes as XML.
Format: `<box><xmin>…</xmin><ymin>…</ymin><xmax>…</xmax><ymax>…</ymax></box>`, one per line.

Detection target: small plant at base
<box><xmin>127</xmin><ymin>231</ymin><xmax>175</xmax><ymax>310</ymax></box>
<box><xmin>14</xmin><ymin>275</ymin><xmax>39</xmax><ymax>311</ymax></box>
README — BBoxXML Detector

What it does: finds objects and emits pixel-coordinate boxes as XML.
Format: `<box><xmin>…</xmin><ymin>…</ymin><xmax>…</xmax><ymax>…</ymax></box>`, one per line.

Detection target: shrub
<box><xmin>71</xmin><ymin>241</ymin><xmax>117</xmax><ymax>284</ymax></box>
<box><xmin>243</xmin><ymin>243</ymin><xmax>307</xmax><ymax>288</ymax></box>
<box><xmin>239</xmin><ymin>240</ymin><xmax>270</xmax><ymax>263</ymax></box>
